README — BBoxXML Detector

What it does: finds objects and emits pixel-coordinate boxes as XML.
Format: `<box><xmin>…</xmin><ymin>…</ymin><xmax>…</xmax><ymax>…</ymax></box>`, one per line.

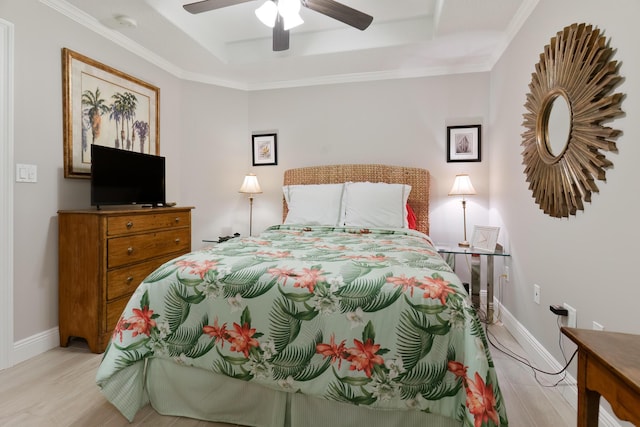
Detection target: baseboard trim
<box><xmin>12</xmin><ymin>327</ymin><xmax>59</xmax><ymax>366</ymax></box>
<box><xmin>495</xmin><ymin>298</ymin><xmax>621</xmax><ymax>427</ymax></box>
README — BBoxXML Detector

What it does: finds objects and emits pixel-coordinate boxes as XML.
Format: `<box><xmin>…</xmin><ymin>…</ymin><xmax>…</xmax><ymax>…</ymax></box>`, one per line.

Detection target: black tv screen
<box><xmin>91</xmin><ymin>144</ymin><xmax>166</xmax><ymax>208</ymax></box>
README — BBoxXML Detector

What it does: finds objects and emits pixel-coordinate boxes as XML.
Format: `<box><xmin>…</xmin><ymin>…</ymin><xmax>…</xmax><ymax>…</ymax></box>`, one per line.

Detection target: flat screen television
<box><xmin>91</xmin><ymin>144</ymin><xmax>166</xmax><ymax>209</ymax></box>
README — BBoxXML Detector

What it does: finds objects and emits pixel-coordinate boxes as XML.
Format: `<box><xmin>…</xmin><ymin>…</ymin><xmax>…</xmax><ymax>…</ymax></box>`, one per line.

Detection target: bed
<box><xmin>96</xmin><ymin>164</ymin><xmax>508</xmax><ymax>427</ymax></box>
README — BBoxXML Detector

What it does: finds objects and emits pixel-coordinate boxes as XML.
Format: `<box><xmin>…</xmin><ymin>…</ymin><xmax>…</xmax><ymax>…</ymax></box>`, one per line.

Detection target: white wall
<box><xmin>490</xmin><ymin>0</ymin><xmax>640</xmax><ymax>368</ymax></box>
<box><xmin>178</xmin><ymin>80</ymin><xmax>250</xmax><ymax>243</ymax></box>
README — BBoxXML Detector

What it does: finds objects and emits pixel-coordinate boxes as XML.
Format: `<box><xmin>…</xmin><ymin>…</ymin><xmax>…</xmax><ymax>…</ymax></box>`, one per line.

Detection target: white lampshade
<box><xmin>239</xmin><ymin>173</ymin><xmax>262</xmax><ymax>195</ymax></box>
<box><xmin>255</xmin><ymin>0</ymin><xmax>278</xmax><ymax>28</ymax></box>
<box><xmin>448</xmin><ymin>174</ymin><xmax>477</xmax><ymax>196</ymax></box>
<box><xmin>449</xmin><ymin>174</ymin><xmax>476</xmax><ymax>247</ymax></box>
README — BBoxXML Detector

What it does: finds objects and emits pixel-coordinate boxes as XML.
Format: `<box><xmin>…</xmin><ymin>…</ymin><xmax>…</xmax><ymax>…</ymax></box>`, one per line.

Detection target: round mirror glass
<box><xmin>545</xmin><ymin>95</ymin><xmax>571</xmax><ymax>158</ymax></box>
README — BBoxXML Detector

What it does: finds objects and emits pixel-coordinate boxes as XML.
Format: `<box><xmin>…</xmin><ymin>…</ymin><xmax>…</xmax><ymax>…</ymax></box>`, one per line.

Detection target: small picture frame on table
<box><xmin>447</xmin><ymin>125</ymin><xmax>481</xmax><ymax>163</ymax></box>
<box><xmin>252</xmin><ymin>133</ymin><xmax>278</xmax><ymax>166</ymax></box>
<box><xmin>471</xmin><ymin>225</ymin><xmax>500</xmax><ymax>252</ymax></box>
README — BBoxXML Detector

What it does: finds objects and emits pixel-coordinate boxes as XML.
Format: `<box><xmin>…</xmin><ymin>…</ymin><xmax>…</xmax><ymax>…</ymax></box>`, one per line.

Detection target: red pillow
<box><xmin>406</xmin><ymin>203</ymin><xmax>417</xmax><ymax>230</ymax></box>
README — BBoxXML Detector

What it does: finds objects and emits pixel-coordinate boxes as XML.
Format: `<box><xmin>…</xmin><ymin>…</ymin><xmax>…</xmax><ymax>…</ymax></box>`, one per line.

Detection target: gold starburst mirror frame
<box><xmin>521</xmin><ymin>23</ymin><xmax>624</xmax><ymax>218</ymax></box>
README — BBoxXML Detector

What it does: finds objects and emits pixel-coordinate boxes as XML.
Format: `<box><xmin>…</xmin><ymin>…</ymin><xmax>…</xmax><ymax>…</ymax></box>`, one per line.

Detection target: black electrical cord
<box><xmin>469</xmin><ymin>275</ymin><xmax>577</xmax><ymax>387</ymax></box>
<box><xmin>484</xmin><ymin>315</ymin><xmax>577</xmax><ymax>388</ymax></box>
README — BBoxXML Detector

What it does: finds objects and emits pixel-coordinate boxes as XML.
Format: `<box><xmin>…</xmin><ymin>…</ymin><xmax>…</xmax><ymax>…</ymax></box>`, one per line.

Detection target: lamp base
<box><xmin>458</xmin><ymin>241</ymin><xmax>470</xmax><ymax>248</ymax></box>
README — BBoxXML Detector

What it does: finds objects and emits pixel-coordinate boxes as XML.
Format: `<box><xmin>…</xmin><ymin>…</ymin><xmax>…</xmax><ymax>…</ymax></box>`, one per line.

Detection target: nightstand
<box><xmin>437</xmin><ymin>244</ymin><xmax>510</xmax><ymax>322</ymax></box>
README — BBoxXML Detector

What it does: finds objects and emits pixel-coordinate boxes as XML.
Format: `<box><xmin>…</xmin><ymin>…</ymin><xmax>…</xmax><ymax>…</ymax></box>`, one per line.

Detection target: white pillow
<box><xmin>343</xmin><ymin>182</ymin><xmax>411</xmax><ymax>228</ymax></box>
<box><xmin>283</xmin><ymin>183</ymin><xmax>346</xmax><ymax>226</ymax></box>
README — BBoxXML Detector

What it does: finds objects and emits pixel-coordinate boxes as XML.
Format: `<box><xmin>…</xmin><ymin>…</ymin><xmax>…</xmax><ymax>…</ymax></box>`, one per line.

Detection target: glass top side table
<box><xmin>437</xmin><ymin>244</ymin><xmax>510</xmax><ymax>322</ymax></box>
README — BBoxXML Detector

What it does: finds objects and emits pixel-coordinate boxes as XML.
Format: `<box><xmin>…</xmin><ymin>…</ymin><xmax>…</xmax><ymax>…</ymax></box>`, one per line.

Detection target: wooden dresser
<box><xmin>58</xmin><ymin>207</ymin><xmax>194</xmax><ymax>353</ymax></box>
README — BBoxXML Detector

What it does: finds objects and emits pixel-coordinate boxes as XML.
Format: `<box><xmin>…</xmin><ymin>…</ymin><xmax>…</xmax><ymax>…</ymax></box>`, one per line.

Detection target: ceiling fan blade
<box><xmin>273</xmin><ymin>15</ymin><xmax>290</xmax><ymax>51</ymax></box>
<box><xmin>302</xmin><ymin>0</ymin><xmax>373</xmax><ymax>31</ymax></box>
<box><xmin>183</xmin><ymin>0</ymin><xmax>254</xmax><ymax>14</ymax></box>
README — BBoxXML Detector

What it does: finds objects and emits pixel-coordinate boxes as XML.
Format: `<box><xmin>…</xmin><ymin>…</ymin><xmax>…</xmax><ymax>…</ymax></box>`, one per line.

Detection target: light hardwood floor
<box><xmin>0</xmin><ymin>324</ymin><xmax>576</xmax><ymax>426</ymax></box>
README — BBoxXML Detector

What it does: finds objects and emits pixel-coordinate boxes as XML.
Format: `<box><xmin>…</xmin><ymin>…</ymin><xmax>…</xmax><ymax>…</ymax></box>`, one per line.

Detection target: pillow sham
<box><xmin>342</xmin><ymin>182</ymin><xmax>412</xmax><ymax>229</ymax></box>
<box><xmin>283</xmin><ymin>183</ymin><xmax>346</xmax><ymax>226</ymax></box>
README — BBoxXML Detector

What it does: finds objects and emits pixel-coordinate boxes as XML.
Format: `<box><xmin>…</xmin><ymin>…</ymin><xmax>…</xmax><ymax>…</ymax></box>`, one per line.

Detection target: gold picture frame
<box><xmin>62</xmin><ymin>48</ymin><xmax>160</xmax><ymax>178</ymax></box>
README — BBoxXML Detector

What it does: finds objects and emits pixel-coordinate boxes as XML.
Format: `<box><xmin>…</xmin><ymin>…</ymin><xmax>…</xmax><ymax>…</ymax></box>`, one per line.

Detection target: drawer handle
<box><xmin>174</xmin><ymin>238</ymin><xmax>181</xmax><ymax>244</ymax></box>
<box><xmin>175</xmin><ymin>217</ymin><xmax>180</xmax><ymax>223</ymax></box>
<box><xmin>126</xmin><ymin>221</ymin><xmax>133</xmax><ymax>229</ymax></box>
<box><xmin>127</xmin><ymin>247</ymin><xmax>134</xmax><ymax>255</ymax></box>
<box><xmin>126</xmin><ymin>276</ymin><xmax>134</xmax><ymax>283</ymax></box>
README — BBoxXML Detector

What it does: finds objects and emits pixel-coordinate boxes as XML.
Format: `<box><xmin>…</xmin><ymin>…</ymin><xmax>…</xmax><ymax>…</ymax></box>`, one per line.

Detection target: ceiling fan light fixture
<box><xmin>282</xmin><ymin>13</ymin><xmax>304</xmax><ymax>30</ymax></box>
<box><xmin>255</xmin><ymin>0</ymin><xmax>278</xmax><ymax>28</ymax></box>
<box><xmin>277</xmin><ymin>0</ymin><xmax>300</xmax><ymax>16</ymax></box>
<box><xmin>183</xmin><ymin>0</ymin><xmax>373</xmax><ymax>51</ymax></box>
<box><xmin>278</xmin><ymin>0</ymin><xmax>304</xmax><ymax>30</ymax></box>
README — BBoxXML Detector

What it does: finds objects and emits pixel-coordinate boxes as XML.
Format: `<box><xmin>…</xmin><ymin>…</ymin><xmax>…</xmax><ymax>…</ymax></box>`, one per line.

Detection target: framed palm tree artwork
<box><xmin>62</xmin><ymin>48</ymin><xmax>160</xmax><ymax>178</ymax></box>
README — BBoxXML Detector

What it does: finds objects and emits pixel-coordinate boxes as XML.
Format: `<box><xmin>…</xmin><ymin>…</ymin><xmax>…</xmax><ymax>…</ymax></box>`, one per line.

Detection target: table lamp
<box><xmin>449</xmin><ymin>174</ymin><xmax>476</xmax><ymax>247</ymax></box>
<box><xmin>239</xmin><ymin>173</ymin><xmax>262</xmax><ymax>236</ymax></box>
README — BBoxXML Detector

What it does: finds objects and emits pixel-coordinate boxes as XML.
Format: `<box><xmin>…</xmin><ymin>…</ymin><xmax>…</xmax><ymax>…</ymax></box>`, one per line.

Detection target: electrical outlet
<box><xmin>563</xmin><ymin>303</ymin><xmax>577</xmax><ymax>327</ymax></box>
<box><xmin>533</xmin><ymin>284</ymin><xmax>540</xmax><ymax>304</ymax></box>
<box><xmin>503</xmin><ymin>266</ymin><xmax>510</xmax><ymax>281</ymax></box>
<box><xmin>593</xmin><ymin>321</ymin><xmax>604</xmax><ymax>331</ymax></box>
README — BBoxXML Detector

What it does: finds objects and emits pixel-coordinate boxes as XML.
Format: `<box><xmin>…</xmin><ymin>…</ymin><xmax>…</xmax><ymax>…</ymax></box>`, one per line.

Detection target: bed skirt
<box><xmin>146</xmin><ymin>358</ymin><xmax>463</xmax><ymax>427</ymax></box>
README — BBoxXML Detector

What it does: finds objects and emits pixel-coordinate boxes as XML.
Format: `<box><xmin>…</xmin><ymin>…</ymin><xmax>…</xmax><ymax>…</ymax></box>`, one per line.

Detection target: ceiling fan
<box><xmin>183</xmin><ymin>0</ymin><xmax>373</xmax><ymax>52</ymax></box>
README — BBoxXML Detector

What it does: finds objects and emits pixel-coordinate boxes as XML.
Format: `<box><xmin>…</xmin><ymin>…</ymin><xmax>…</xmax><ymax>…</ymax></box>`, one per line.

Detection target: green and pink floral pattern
<box><xmin>97</xmin><ymin>225</ymin><xmax>508</xmax><ymax>426</ymax></box>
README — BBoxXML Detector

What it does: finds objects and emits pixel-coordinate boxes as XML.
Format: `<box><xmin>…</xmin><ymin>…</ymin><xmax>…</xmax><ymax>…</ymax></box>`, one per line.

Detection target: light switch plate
<box><xmin>16</xmin><ymin>163</ymin><xmax>37</xmax><ymax>183</ymax></box>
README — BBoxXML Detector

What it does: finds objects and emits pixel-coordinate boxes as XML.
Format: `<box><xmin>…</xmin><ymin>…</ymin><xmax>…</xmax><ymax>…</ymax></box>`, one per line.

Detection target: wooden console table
<box><xmin>561</xmin><ymin>327</ymin><xmax>640</xmax><ymax>426</ymax></box>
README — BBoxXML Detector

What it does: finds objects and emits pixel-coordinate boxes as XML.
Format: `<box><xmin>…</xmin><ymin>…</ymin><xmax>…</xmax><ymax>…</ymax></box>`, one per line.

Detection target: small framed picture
<box><xmin>447</xmin><ymin>125</ymin><xmax>481</xmax><ymax>162</ymax></box>
<box><xmin>471</xmin><ymin>225</ymin><xmax>500</xmax><ymax>252</ymax></box>
<box><xmin>252</xmin><ymin>133</ymin><xmax>278</xmax><ymax>166</ymax></box>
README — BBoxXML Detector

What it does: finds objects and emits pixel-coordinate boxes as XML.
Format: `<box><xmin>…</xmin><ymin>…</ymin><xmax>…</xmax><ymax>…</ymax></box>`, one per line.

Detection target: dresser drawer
<box><xmin>107</xmin><ymin>228</ymin><xmax>191</xmax><ymax>268</ymax></box>
<box><xmin>106</xmin><ymin>253</ymin><xmax>178</xmax><ymax>301</ymax></box>
<box><xmin>107</xmin><ymin>211</ymin><xmax>191</xmax><ymax>236</ymax></box>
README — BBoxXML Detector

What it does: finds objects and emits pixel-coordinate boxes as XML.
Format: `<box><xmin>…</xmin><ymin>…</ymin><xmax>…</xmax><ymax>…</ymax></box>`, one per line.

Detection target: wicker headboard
<box><xmin>283</xmin><ymin>164</ymin><xmax>430</xmax><ymax>235</ymax></box>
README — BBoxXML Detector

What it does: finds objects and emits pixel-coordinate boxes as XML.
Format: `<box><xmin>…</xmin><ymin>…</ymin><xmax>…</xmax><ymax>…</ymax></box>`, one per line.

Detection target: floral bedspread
<box><xmin>96</xmin><ymin>225</ymin><xmax>508</xmax><ymax>426</ymax></box>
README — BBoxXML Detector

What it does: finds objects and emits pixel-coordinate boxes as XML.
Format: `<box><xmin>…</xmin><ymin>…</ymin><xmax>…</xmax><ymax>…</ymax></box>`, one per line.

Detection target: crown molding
<box><xmin>246</xmin><ymin>63</ymin><xmax>493</xmax><ymax>91</ymax></box>
<box><xmin>488</xmin><ymin>0</ymin><xmax>539</xmax><ymax>68</ymax></box>
<box><xmin>41</xmin><ymin>0</ymin><xmax>250</xmax><ymax>90</ymax></box>
<box><xmin>42</xmin><ymin>0</ymin><xmax>532</xmax><ymax>91</ymax></box>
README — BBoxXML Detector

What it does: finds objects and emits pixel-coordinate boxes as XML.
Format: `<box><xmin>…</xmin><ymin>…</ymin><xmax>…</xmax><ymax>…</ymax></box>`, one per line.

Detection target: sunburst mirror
<box><xmin>521</xmin><ymin>23</ymin><xmax>624</xmax><ymax>218</ymax></box>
